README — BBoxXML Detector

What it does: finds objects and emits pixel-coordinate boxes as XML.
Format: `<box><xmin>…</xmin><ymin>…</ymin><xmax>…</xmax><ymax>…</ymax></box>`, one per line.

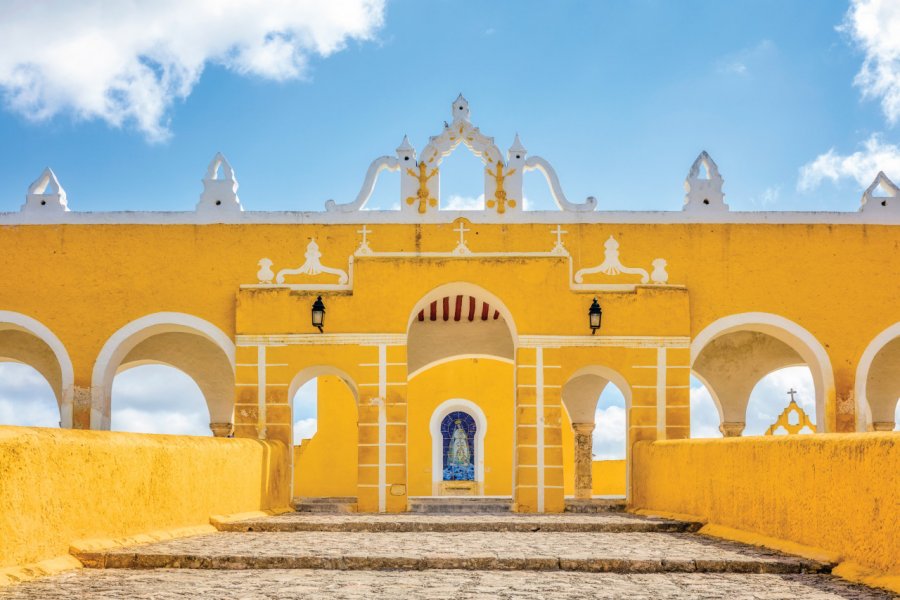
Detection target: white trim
<box><xmin>0</xmin><ymin>311</ymin><xmax>75</xmax><ymax>428</ymax></box>
<box><xmin>536</xmin><ymin>347</ymin><xmax>545</xmax><ymax>513</ymax></box>
<box><xmin>518</xmin><ymin>335</ymin><xmax>690</xmax><ymax>348</ymax></box>
<box><xmin>90</xmin><ymin>312</ymin><xmax>236</xmax><ymax>430</ymax></box>
<box><xmin>237</xmin><ymin>333</ymin><xmax>406</xmax><ymax>346</ymax></box>
<box><xmin>855</xmin><ymin>322</ymin><xmax>900</xmax><ymax>431</ymax></box>
<box><xmin>429</xmin><ymin>398</ymin><xmax>488</xmax><ymax>496</ymax></box>
<box><xmin>407</xmin><ymin>354</ymin><xmax>514</xmax><ymax>380</ymax></box>
<box><xmin>258</xmin><ymin>346</ymin><xmax>267</xmax><ymax>440</ymax></box>
<box><xmin>287</xmin><ymin>366</ymin><xmax>360</xmax><ymax>406</ymax></box>
<box><xmin>690</xmin><ymin>312</ymin><xmax>835</xmax><ymax>432</ymax></box>
<box><xmin>4</xmin><ymin>209</ymin><xmax>899</xmax><ymax>226</ymax></box>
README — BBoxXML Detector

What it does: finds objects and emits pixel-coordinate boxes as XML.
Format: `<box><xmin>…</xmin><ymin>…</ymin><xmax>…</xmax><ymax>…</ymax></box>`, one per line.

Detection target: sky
<box><xmin>0</xmin><ymin>0</ymin><xmax>899</xmax><ymax>441</ymax></box>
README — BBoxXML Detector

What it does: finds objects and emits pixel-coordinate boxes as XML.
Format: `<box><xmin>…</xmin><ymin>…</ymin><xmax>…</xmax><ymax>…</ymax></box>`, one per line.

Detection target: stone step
<box><xmin>74</xmin><ymin>531</ymin><xmax>830</xmax><ymax>575</ymax></box>
<box><xmin>565</xmin><ymin>497</ymin><xmax>627</xmax><ymax>513</ymax></box>
<box><xmin>212</xmin><ymin>512</ymin><xmax>700</xmax><ymax>533</ymax></box>
<box><xmin>291</xmin><ymin>497</ymin><xmax>356</xmax><ymax>513</ymax></box>
<box><xmin>407</xmin><ymin>496</ymin><xmax>512</xmax><ymax>514</ymax></box>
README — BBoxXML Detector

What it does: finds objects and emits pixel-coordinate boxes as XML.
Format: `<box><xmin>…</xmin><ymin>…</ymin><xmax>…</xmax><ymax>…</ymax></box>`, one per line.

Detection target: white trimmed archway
<box><xmin>91</xmin><ymin>312</ymin><xmax>235</xmax><ymax>431</ymax></box>
<box><xmin>691</xmin><ymin>313</ymin><xmax>835</xmax><ymax>433</ymax></box>
<box><xmin>855</xmin><ymin>322</ymin><xmax>900</xmax><ymax>431</ymax></box>
<box><xmin>429</xmin><ymin>398</ymin><xmax>487</xmax><ymax>496</ymax></box>
<box><xmin>0</xmin><ymin>311</ymin><xmax>74</xmax><ymax>428</ymax></box>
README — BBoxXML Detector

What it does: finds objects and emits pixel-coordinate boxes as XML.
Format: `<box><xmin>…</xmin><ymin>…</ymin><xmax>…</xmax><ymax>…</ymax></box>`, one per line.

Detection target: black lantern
<box><xmin>588</xmin><ymin>297</ymin><xmax>602</xmax><ymax>334</ymax></box>
<box><xmin>311</xmin><ymin>296</ymin><xmax>326</xmax><ymax>332</ymax></box>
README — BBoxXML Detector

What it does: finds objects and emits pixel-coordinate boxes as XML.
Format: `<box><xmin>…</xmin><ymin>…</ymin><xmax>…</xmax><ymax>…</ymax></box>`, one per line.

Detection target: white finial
<box><xmin>451</xmin><ymin>220</ymin><xmax>472</xmax><ymax>255</ymax></box>
<box><xmin>683</xmin><ymin>151</ymin><xmax>727</xmax><ymax>212</ymax></box>
<box><xmin>256</xmin><ymin>258</ymin><xmax>275</xmax><ymax>284</ymax></box>
<box><xmin>22</xmin><ymin>167</ymin><xmax>68</xmax><ymax>213</ymax></box>
<box><xmin>452</xmin><ymin>93</ymin><xmax>470</xmax><ymax>123</ymax></box>
<box><xmin>509</xmin><ymin>133</ymin><xmax>527</xmax><ymax>154</ymax></box>
<box><xmin>860</xmin><ymin>171</ymin><xmax>900</xmax><ymax>212</ymax></box>
<box><xmin>396</xmin><ymin>135</ymin><xmax>414</xmax><ymax>153</ymax></box>
<box><xmin>356</xmin><ymin>225</ymin><xmax>373</xmax><ymax>255</ymax></box>
<box><xmin>550</xmin><ymin>224</ymin><xmax>567</xmax><ymax>255</ymax></box>
<box><xmin>198</xmin><ymin>152</ymin><xmax>242</xmax><ymax>213</ymax></box>
<box><xmin>508</xmin><ymin>133</ymin><xmax>528</xmax><ymax>165</ymax></box>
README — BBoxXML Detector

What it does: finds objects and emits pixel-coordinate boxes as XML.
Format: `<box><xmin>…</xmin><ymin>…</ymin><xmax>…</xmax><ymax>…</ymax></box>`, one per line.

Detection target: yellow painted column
<box><xmin>664</xmin><ymin>347</ymin><xmax>691</xmax><ymax>440</ymax></box>
<box><xmin>542</xmin><ymin>347</ymin><xmax>565</xmax><ymax>513</ymax></box>
<box><xmin>572</xmin><ymin>422</ymin><xmax>595</xmax><ymax>499</ymax></box>
<box><xmin>514</xmin><ymin>347</ymin><xmax>539</xmax><ymax>512</ymax></box>
<box><xmin>628</xmin><ymin>348</ymin><xmax>659</xmax><ymax>502</ymax></box>
<box><xmin>233</xmin><ymin>344</ymin><xmax>261</xmax><ymax>439</ymax></box>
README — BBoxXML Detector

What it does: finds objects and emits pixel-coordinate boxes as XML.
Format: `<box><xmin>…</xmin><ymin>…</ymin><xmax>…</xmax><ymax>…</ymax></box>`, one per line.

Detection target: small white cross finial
<box><xmin>787</xmin><ymin>388</ymin><xmax>797</xmax><ymax>403</ymax></box>
<box><xmin>455</xmin><ymin>221</ymin><xmax>470</xmax><ymax>246</ymax></box>
<box><xmin>356</xmin><ymin>225</ymin><xmax>373</xmax><ymax>255</ymax></box>
<box><xmin>550</xmin><ymin>225</ymin><xmax>568</xmax><ymax>255</ymax></box>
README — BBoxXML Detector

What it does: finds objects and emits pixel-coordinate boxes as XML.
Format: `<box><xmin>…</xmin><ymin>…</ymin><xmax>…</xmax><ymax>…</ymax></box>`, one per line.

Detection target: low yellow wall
<box><xmin>0</xmin><ymin>426</ymin><xmax>290</xmax><ymax>569</ymax></box>
<box><xmin>592</xmin><ymin>460</ymin><xmax>626</xmax><ymax>496</ymax></box>
<box><xmin>632</xmin><ymin>434</ymin><xmax>899</xmax><ymax>579</ymax></box>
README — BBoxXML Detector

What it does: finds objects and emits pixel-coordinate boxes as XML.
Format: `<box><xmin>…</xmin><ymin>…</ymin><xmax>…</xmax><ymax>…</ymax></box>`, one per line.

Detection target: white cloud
<box><xmin>0</xmin><ymin>363</ymin><xmax>60</xmax><ymax>428</ymax></box>
<box><xmin>842</xmin><ymin>0</ymin><xmax>900</xmax><ymax>124</ymax></box>
<box><xmin>745</xmin><ymin>366</ymin><xmax>815</xmax><ymax>436</ymax></box>
<box><xmin>293</xmin><ymin>417</ymin><xmax>317</xmax><ymax>444</ymax></box>
<box><xmin>797</xmin><ymin>134</ymin><xmax>900</xmax><ymax>192</ymax></box>
<box><xmin>750</xmin><ymin>185</ymin><xmax>781</xmax><ymax>208</ymax></box>
<box><xmin>443</xmin><ymin>194</ymin><xmax>485</xmax><ymax>210</ymax></box>
<box><xmin>110</xmin><ymin>365</ymin><xmax>211</xmax><ymax>436</ymax></box>
<box><xmin>592</xmin><ymin>405</ymin><xmax>625</xmax><ymax>460</ymax></box>
<box><xmin>0</xmin><ymin>0</ymin><xmax>385</xmax><ymax>141</ymax></box>
<box><xmin>689</xmin><ymin>378</ymin><xmax>723</xmax><ymax>439</ymax></box>
<box><xmin>715</xmin><ymin>40</ymin><xmax>775</xmax><ymax>78</ymax></box>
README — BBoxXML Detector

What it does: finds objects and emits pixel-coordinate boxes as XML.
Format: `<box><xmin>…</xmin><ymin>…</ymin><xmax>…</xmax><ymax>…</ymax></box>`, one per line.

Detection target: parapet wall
<box><xmin>0</xmin><ymin>427</ymin><xmax>290</xmax><ymax>569</ymax></box>
<box><xmin>631</xmin><ymin>434</ymin><xmax>899</xmax><ymax>578</ymax></box>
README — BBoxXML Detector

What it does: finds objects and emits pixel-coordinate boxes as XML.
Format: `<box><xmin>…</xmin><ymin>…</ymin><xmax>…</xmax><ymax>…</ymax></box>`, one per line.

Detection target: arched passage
<box><xmin>0</xmin><ymin>311</ymin><xmax>74</xmax><ymax>428</ymax></box>
<box><xmin>856</xmin><ymin>323</ymin><xmax>900</xmax><ymax>431</ymax></box>
<box><xmin>406</xmin><ymin>282</ymin><xmax>517</xmax><ymax>497</ymax></box>
<box><xmin>110</xmin><ymin>364</ymin><xmax>211</xmax><ymax>435</ymax></box>
<box><xmin>691</xmin><ymin>313</ymin><xmax>835</xmax><ymax>435</ymax></box>
<box><xmin>289</xmin><ymin>366</ymin><xmax>359</xmax><ymax>499</ymax></box>
<box><xmin>92</xmin><ymin>313</ymin><xmax>235</xmax><ymax>434</ymax></box>
<box><xmin>561</xmin><ymin>365</ymin><xmax>632</xmax><ymax>500</ymax></box>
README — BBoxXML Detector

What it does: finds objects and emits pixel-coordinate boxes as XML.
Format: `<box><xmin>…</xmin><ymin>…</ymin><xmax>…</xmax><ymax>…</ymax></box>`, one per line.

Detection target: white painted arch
<box><xmin>691</xmin><ymin>312</ymin><xmax>835</xmax><ymax>432</ymax></box>
<box><xmin>429</xmin><ymin>398</ymin><xmax>487</xmax><ymax>495</ymax></box>
<box><xmin>0</xmin><ymin>311</ymin><xmax>75</xmax><ymax>428</ymax></box>
<box><xmin>288</xmin><ymin>365</ymin><xmax>360</xmax><ymax>406</ymax></box>
<box><xmin>405</xmin><ymin>281</ymin><xmax>519</xmax><ymax>341</ymax></box>
<box><xmin>855</xmin><ymin>322</ymin><xmax>900</xmax><ymax>431</ymax></box>
<box><xmin>91</xmin><ymin>312</ymin><xmax>236</xmax><ymax>430</ymax></box>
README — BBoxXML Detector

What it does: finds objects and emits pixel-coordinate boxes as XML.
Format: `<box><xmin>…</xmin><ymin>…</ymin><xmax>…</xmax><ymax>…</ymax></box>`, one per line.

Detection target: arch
<box><xmin>406</xmin><ymin>282</ymin><xmax>518</xmax><ymax>339</ymax></box>
<box><xmin>690</xmin><ymin>370</ymin><xmax>724</xmax><ymax>424</ymax></box>
<box><xmin>855</xmin><ymin>322</ymin><xmax>900</xmax><ymax>431</ymax></box>
<box><xmin>288</xmin><ymin>366</ymin><xmax>360</xmax><ymax>406</ymax></box>
<box><xmin>691</xmin><ymin>313</ymin><xmax>835</xmax><ymax>432</ymax></box>
<box><xmin>91</xmin><ymin>312</ymin><xmax>236</xmax><ymax>430</ymax></box>
<box><xmin>429</xmin><ymin>398</ymin><xmax>488</xmax><ymax>494</ymax></box>
<box><xmin>0</xmin><ymin>311</ymin><xmax>74</xmax><ymax>428</ymax></box>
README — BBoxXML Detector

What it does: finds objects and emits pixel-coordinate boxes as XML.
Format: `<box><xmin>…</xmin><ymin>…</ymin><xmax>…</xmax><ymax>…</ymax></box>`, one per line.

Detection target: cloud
<box><xmin>592</xmin><ymin>405</ymin><xmax>625</xmax><ymax>460</ymax></box>
<box><xmin>110</xmin><ymin>365</ymin><xmax>211</xmax><ymax>435</ymax></box>
<box><xmin>750</xmin><ymin>185</ymin><xmax>781</xmax><ymax>208</ymax></box>
<box><xmin>0</xmin><ymin>0</ymin><xmax>385</xmax><ymax>141</ymax></box>
<box><xmin>797</xmin><ymin>134</ymin><xmax>900</xmax><ymax>192</ymax></box>
<box><xmin>293</xmin><ymin>417</ymin><xmax>318</xmax><ymax>444</ymax></box>
<box><xmin>842</xmin><ymin>0</ymin><xmax>900</xmax><ymax>124</ymax></box>
<box><xmin>0</xmin><ymin>363</ymin><xmax>60</xmax><ymax>428</ymax></box>
<box><xmin>745</xmin><ymin>366</ymin><xmax>815</xmax><ymax>435</ymax></box>
<box><xmin>443</xmin><ymin>194</ymin><xmax>485</xmax><ymax>210</ymax></box>
<box><xmin>715</xmin><ymin>40</ymin><xmax>775</xmax><ymax>78</ymax></box>
<box><xmin>689</xmin><ymin>378</ymin><xmax>723</xmax><ymax>439</ymax></box>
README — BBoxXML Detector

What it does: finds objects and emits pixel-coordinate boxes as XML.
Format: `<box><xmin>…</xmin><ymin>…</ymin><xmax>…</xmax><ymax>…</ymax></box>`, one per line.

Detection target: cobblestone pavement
<box><xmin>78</xmin><ymin>531</ymin><xmax>823</xmax><ymax>573</ymax></box>
<box><xmin>216</xmin><ymin>512</ymin><xmax>697</xmax><ymax>533</ymax></box>
<box><xmin>0</xmin><ymin>569</ymin><xmax>893</xmax><ymax>599</ymax></box>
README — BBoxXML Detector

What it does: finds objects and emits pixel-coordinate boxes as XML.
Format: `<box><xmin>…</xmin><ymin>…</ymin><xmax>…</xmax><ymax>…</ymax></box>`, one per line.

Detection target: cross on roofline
<box><xmin>454</xmin><ymin>221</ymin><xmax>470</xmax><ymax>246</ymax></box>
<box><xmin>787</xmin><ymin>388</ymin><xmax>797</xmax><ymax>402</ymax></box>
<box><xmin>357</xmin><ymin>225</ymin><xmax>371</xmax><ymax>245</ymax></box>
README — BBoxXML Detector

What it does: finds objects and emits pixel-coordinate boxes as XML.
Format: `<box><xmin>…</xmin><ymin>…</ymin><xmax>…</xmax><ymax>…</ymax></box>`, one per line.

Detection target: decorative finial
<box><xmin>860</xmin><ymin>171</ymin><xmax>899</xmax><ymax>212</ymax></box>
<box><xmin>198</xmin><ymin>152</ymin><xmax>242</xmax><ymax>213</ymax></box>
<box><xmin>22</xmin><ymin>167</ymin><xmax>68</xmax><ymax>213</ymax></box>
<box><xmin>683</xmin><ymin>151</ymin><xmax>727</xmax><ymax>212</ymax></box>
<box><xmin>451</xmin><ymin>93</ymin><xmax>470</xmax><ymax>123</ymax></box>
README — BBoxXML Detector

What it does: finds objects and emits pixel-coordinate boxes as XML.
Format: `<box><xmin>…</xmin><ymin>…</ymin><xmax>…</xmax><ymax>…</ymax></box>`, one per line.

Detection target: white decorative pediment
<box><xmin>324</xmin><ymin>94</ymin><xmax>596</xmax><ymax>217</ymax></box>
<box><xmin>254</xmin><ymin>240</ymin><xmax>350</xmax><ymax>290</ymax></box>
<box><xmin>683</xmin><ymin>151</ymin><xmax>727</xmax><ymax>212</ymax></box>
<box><xmin>22</xmin><ymin>168</ymin><xmax>68</xmax><ymax>213</ymax></box>
<box><xmin>860</xmin><ymin>171</ymin><xmax>900</xmax><ymax>213</ymax></box>
<box><xmin>575</xmin><ymin>236</ymin><xmax>668</xmax><ymax>285</ymax></box>
<box><xmin>198</xmin><ymin>153</ymin><xmax>242</xmax><ymax>213</ymax></box>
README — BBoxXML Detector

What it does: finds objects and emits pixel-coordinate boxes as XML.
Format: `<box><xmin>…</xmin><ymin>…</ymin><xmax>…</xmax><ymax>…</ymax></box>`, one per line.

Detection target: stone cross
<box><xmin>551</xmin><ymin>225</ymin><xmax>567</xmax><ymax>249</ymax></box>
<box><xmin>787</xmin><ymin>388</ymin><xmax>797</xmax><ymax>403</ymax></box>
<box><xmin>455</xmin><ymin>221</ymin><xmax>470</xmax><ymax>247</ymax></box>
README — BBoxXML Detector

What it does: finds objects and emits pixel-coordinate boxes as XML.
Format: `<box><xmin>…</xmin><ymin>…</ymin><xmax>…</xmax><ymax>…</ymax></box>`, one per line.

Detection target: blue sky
<box><xmin>1</xmin><ymin>0</ymin><xmax>900</xmax><ymax>213</ymax></box>
<box><xmin>1</xmin><ymin>1</ymin><xmax>899</xmax><ymax>443</ymax></box>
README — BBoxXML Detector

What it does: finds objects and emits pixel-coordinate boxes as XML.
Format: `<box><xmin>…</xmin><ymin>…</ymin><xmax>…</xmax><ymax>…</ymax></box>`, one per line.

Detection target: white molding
<box><xmin>0</xmin><ymin>311</ymin><xmax>75</xmax><ymax>428</ymax></box>
<box><xmin>405</xmin><ymin>282</ymin><xmax>520</xmax><ymax>340</ymax></box>
<box><xmin>407</xmin><ymin>354</ymin><xmax>513</xmax><ymax>381</ymax></box>
<box><xmin>854</xmin><ymin>322</ymin><xmax>900</xmax><ymax>431</ymax></box>
<box><xmin>237</xmin><ymin>333</ymin><xmax>406</xmax><ymax>346</ymax></box>
<box><xmin>690</xmin><ymin>312</ymin><xmax>835</xmax><ymax>432</ymax></box>
<box><xmin>518</xmin><ymin>335</ymin><xmax>690</xmax><ymax>348</ymax></box>
<box><xmin>429</xmin><ymin>398</ymin><xmax>488</xmax><ymax>496</ymax></box>
<box><xmin>90</xmin><ymin>312</ymin><xmax>236</xmax><ymax>430</ymax></box>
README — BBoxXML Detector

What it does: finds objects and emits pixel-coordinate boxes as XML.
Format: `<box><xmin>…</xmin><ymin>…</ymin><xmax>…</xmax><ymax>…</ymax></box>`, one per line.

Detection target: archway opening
<box><xmin>289</xmin><ymin>370</ymin><xmax>358</xmax><ymax>500</ymax></box>
<box><xmin>437</xmin><ymin>142</ymin><xmax>486</xmax><ymax>210</ymax></box>
<box><xmin>744</xmin><ymin>366</ymin><xmax>816</xmax><ymax>436</ymax></box>
<box><xmin>859</xmin><ymin>332</ymin><xmax>900</xmax><ymax>431</ymax></box>
<box><xmin>561</xmin><ymin>367</ymin><xmax>631</xmax><ymax>500</ymax></box>
<box><xmin>689</xmin><ymin>375</ymin><xmax>723</xmax><ymax>438</ymax></box>
<box><xmin>110</xmin><ymin>364</ymin><xmax>211</xmax><ymax>436</ymax></box>
<box><xmin>692</xmin><ymin>315</ymin><xmax>833</xmax><ymax>435</ymax></box>
<box><xmin>0</xmin><ymin>363</ymin><xmax>60</xmax><ymax>428</ymax></box>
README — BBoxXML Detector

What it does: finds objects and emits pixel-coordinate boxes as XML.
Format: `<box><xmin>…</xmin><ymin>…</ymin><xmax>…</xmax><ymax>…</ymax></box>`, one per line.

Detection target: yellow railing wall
<box><xmin>631</xmin><ymin>434</ymin><xmax>900</xmax><ymax>577</ymax></box>
<box><xmin>592</xmin><ymin>459</ymin><xmax>626</xmax><ymax>496</ymax></box>
<box><xmin>0</xmin><ymin>426</ymin><xmax>290</xmax><ymax>569</ymax></box>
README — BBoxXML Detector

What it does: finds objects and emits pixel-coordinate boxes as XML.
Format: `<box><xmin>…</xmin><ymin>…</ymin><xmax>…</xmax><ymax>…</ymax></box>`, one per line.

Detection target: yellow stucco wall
<box><xmin>407</xmin><ymin>358</ymin><xmax>514</xmax><ymax>497</ymax></box>
<box><xmin>293</xmin><ymin>375</ymin><xmax>358</xmax><ymax>498</ymax></box>
<box><xmin>593</xmin><ymin>460</ymin><xmax>626</xmax><ymax>496</ymax></box>
<box><xmin>0</xmin><ymin>426</ymin><xmax>290</xmax><ymax>569</ymax></box>
<box><xmin>631</xmin><ymin>434</ymin><xmax>900</xmax><ymax>576</ymax></box>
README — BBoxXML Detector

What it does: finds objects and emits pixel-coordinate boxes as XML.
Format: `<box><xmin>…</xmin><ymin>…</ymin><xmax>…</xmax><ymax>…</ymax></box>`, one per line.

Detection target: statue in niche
<box><xmin>442</xmin><ymin>412</ymin><xmax>475</xmax><ymax>481</ymax></box>
<box><xmin>448</xmin><ymin>419</ymin><xmax>471</xmax><ymax>467</ymax></box>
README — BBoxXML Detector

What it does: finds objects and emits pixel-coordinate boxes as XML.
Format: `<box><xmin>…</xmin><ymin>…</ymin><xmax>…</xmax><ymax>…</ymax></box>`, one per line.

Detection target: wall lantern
<box><xmin>588</xmin><ymin>297</ymin><xmax>602</xmax><ymax>334</ymax></box>
<box><xmin>311</xmin><ymin>296</ymin><xmax>326</xmax><ymax>332</ymax></box>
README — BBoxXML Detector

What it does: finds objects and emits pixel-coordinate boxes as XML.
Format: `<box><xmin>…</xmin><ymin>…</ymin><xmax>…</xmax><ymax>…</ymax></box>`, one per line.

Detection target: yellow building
<box><xmin>1</xmin><ymin>96</ymin><xmax>898</xmax><ymax>514</ymax></box>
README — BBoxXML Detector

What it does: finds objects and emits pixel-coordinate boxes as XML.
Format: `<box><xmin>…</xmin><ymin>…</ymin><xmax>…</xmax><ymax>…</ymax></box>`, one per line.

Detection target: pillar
<box><xmin>572</xmin><ymin>422</ymin><xmax>594</xmax><ymax>499</ymax></box>
<box><xmin>210</xmin><ymin>422</ymin><xmax>234</xmax><ymax>437</ymax></box>
<box><xmin>872</xmin><ymin>421</ymin><xmax>895</xmax><ymax>432</ymax></box>
<box><xmin>719</xmin><ymin>421</ymin><xmax>745</xmax><ymax>437</ymax></box>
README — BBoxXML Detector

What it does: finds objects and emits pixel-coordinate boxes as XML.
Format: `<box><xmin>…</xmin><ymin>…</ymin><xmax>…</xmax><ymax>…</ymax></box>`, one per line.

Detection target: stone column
<box><xmin>872</xmin><ymin>421</ymin><xmax>895</xmax><ymax>432</ymax></box>
<box><xmin>209</xmin><ymin>422</ymin><xmax>234</xmax><ymax>437</ymax></box>
<box><xmin>573</xmin><ymin>422</ymin><xmax>595</xmax><ymax>500</ymax></box>
<box><xmin>719</xmin><ymin>421</ymin><xmax>745</xmax><ymax>437</ymax></box>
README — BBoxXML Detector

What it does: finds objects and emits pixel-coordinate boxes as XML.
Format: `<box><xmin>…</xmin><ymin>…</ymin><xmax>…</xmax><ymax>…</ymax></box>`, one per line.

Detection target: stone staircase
<box><xmin>407</xmin><ymin>496</ymin><xmax>513</xmax><ymax>514</ymax></box>
<box><xmin>291</xmin><ymin>496</ymin><xmax>357</xmax><ymax>513</ymax></box>
<box><xmin>5</xmin><ymin>511</ymin><xmax>894</xmax><ymax>598</ymax></box>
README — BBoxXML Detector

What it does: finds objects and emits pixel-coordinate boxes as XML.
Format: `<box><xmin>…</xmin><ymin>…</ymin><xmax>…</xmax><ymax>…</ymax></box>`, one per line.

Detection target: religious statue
<box><xmin>448</xmin><ymin>419</ymin><xmax>471</xmax><ymax>468</ymax></box>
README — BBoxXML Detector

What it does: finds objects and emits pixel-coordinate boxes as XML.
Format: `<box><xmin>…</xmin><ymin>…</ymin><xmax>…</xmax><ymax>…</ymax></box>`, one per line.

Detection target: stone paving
<box><xmin>214</xmin><ymin>512</ymin><xmax>698</xmax><ymax>533</ymax></box>
<box><xmin>0</xmin><ymin>569</ymin><xmax>894</xmax><ymax>599</ymax></box>
<box><xmin>76</xmin><ymin>531</ymin><xmax>824</xmax><ymax>573</ymax></box>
